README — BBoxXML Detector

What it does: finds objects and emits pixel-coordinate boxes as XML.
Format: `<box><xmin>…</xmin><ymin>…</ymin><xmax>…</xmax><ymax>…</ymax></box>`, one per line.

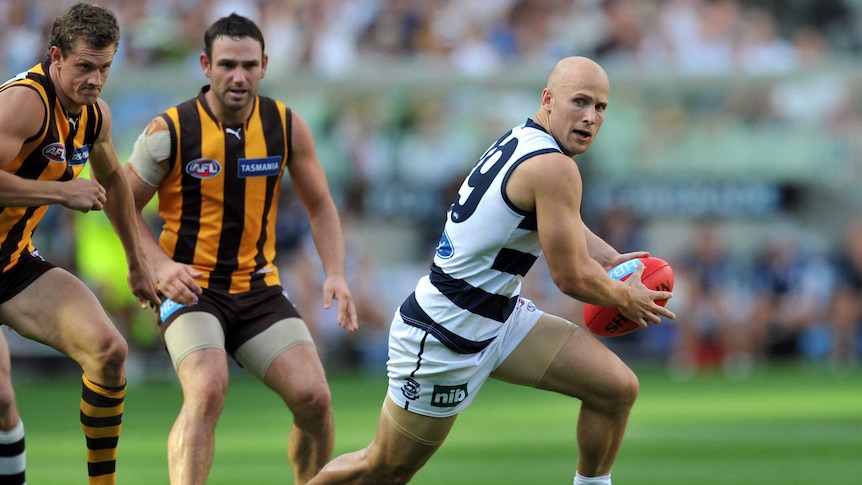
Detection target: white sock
<box><xmin>0</xmin><ymin>420</ymin><xmax>26</xmax><ymax>484</ymax></box>
<box><xmin>574</xmin><ymin>471</ymin><xmax>611</xmax><ymax>485</ymax></box>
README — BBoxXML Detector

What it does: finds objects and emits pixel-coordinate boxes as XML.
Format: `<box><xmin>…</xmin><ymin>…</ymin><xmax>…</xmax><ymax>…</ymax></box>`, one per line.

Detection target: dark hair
<box><xmin>48</xmin><ymin>3</ymin><xmax>120</xmax><ymax>58</ymax></box>
<box><xmin>204</xmin><ymin>13</ymin><xmax>265</xmax><ymax>59</ymax></box>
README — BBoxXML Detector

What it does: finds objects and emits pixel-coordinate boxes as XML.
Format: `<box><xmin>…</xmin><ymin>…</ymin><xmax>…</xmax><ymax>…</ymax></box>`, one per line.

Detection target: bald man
<box><xmin>307</xmin><ymin>57</ymin><xmax>675</xmax><ymax>485</ymax></box>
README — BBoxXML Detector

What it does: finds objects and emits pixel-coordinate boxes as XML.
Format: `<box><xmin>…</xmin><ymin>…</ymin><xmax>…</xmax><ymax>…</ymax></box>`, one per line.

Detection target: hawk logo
<box><xmin>225</xmin><ymin>127</ymin><xmax>242</xmax><ymax>140</ymax></box>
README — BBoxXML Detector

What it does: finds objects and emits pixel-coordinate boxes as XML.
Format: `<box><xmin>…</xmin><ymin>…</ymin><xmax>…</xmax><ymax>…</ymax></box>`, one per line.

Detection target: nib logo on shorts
<box><xmin>430</xmin><ymin>384</ymin><xmax>468</xmax><ymax>408</ymax></box>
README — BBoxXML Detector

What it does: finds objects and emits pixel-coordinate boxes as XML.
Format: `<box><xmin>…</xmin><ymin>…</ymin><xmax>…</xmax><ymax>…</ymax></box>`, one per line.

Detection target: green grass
<box><xmin>15</xmin><ymin>364</ymin><xmax>862</xmax><ymax>484</ymax></box>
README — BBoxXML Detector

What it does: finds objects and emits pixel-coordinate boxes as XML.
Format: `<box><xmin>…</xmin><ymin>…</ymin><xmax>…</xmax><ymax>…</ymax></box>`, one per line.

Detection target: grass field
<box><xmin>15</xmin><ymin>363</ymin><xmax>862</xmax><ymax>484</ymax></box>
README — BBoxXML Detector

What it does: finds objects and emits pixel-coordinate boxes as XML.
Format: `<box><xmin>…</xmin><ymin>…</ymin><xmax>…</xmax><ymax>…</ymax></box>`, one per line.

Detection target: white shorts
<box><xmin>386</xmin><ymin>297</ymin><xmax>544</xmax><ymax>418</ymax></box>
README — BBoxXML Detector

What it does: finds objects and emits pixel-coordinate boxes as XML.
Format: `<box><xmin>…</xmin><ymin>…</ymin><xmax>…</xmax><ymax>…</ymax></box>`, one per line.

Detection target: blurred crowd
<box><xmin>4</xmin><ymin>0</ymin><xmax>862</xmax><ymax>377</ymax></box>
<box><xmin>2</xmin><ymin>0</ymin><xmax>860</xmax><ymax>77</ymax></box>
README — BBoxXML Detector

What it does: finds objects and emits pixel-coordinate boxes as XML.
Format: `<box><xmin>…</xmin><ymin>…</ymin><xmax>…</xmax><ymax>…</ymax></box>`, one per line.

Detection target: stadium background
<box><xmin>1</xmin><ymin>1</ymin><xmax>862</xmax><ymax>482</ymax></box>
<box><xmin>0</xmin><ymin>0</ymin><xmax>862</xmax><ymax>485</ymax></box>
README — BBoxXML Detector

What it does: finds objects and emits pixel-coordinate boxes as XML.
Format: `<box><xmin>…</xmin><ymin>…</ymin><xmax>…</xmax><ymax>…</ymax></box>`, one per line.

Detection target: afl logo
<box><xmin>185</xmin><ymin>158</ymin><xmax>222</xmax><ymax>179</ymax></box>
<box><xmin>42</xmin><ymin>142</ymin><xmax>66</xmax><ymax>163</ymax></box>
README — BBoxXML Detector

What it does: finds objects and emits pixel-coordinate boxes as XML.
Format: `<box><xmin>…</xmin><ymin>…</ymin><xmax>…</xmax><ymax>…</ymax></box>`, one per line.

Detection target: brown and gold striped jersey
<box><xmin>157</xmin><ymin>86</ymin><xmax>291</xmax><ymax>293</ymax></box>
<box><xmin>0</xmin><ymin>61</ymin><xmax>102</xmax><ymax>272</ymax></box>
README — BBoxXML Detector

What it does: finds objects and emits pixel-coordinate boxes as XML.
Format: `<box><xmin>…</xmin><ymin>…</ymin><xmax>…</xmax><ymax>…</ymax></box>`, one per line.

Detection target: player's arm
<box><xmin>124</xmin><ymin>117</ymin><xmax>202</xmax><ymax>306</ymax></box>
<box><xmin>86</xmin><ymin>99</ymin><xmax>160</xmax><ymax>308</ymax></box>
<box><xmin>286</xmin><ymin>110</ymin><xmax>358</xmax><ymax>332</ymax></box>
<box><xmin>583</xmin><ymin>224</ymin><xmax>649</xmax><ymax>271</ymax></box>
<box><xmin>508</xmin><ymin>153</ymin><xmax>673</xmax><ymax>327</ymax></box>
<box><xmin>0</xmin><ymin>86</ymin><xmax>106</xmax><ymax>210</ymax></box>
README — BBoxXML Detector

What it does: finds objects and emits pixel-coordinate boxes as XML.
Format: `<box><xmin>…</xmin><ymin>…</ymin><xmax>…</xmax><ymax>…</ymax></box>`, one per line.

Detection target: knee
<box><xmin>0</xmin><ymin>384</ymin><xmax>16</xmax><ymax>422</ymax></box>
<box><xmin>189</xmin><ymin>377</ymin><xmax>228</xmax><ymax>411</ymax></box>
<box><xmin>606</xmin><ymin>367</ymin><xmax>639</xmax><ymax>411</ymax></box>
<box><xmin>92</xmin><ymin>331</ymin><xmax>128</xmax><ymax>372</ymax></box>
<box><xmin>586</xmin><ymin>366</ymin><xmax>639</xmax><ymax>414</ymax></box>
<box><xmin>289</xmin><ymin>385</ymin><xmax>332</xmax><ymax>424</ymax></box>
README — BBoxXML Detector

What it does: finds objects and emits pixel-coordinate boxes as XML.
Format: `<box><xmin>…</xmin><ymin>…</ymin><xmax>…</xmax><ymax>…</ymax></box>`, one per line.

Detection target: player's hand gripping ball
<box><xmin>583</xmin><ymin>257</ymin><xmax>673</xmax><ymax>337</ymax></box>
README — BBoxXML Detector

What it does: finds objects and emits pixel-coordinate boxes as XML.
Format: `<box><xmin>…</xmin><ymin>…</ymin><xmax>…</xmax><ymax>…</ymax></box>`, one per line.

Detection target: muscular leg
<box><xmin>0</xmin><ymin>331</ymin><xmax>20</xmax><ymax>430</ymax></box>
<box><xmin>168</xmin><ymin>347</ymin><xmax>229</xmax><ymax>485</ymax></box>
<box><xmin>0</xmin><ymin>269</ymin><xmax>128</xmax><ymax>484</ymax></box>
<box><xmin>262</xmin><ymin>344</ymin><xmax>333</xmax><ymax>484</ymax></box>
<box><xmin>308</xmin><ymin>394</ymin><xmax>457</xmax><ymax>485</ymax></box>
<box><xmin>0</xmin><ymin>331</ymin><xmax>25</xmax><ymax>484</ymax></box>
<box><xmin>0</xmin><ymin>269</ymin><xmax>127</xmax><ymax>386</ymax></box>
<box><xmin>493</xmin><ymin>314</ymin><xmax>638</xmax><ymax>477</ymax></box>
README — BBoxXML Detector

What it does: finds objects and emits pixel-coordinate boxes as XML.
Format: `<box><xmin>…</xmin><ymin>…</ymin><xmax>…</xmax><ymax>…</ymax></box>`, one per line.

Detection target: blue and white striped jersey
<box><xmin>399</xmin><ymin>119</ymin><xmax>564</xmax><ymax>353</ymax></box>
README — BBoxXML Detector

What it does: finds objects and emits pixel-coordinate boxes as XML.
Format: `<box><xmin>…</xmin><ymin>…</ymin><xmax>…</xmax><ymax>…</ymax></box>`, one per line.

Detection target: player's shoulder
<box><xmin>95</xmin><ymin>97</ymin><xmax>112</xmax><ymax>115</ymax></box>
<box><xmin>519</xmin><ymin>150</ymin><xmax>579</xmax><ymax>177</ymax></box>
<box><xmin>0</xmin><ymin>80</ymin><xmax>43</xmax><ymax>107</ymax></box>
<box><xmin>0</xmin><ymin>83</ymin><xmax>47</xmax><ymax>134</ymax></box>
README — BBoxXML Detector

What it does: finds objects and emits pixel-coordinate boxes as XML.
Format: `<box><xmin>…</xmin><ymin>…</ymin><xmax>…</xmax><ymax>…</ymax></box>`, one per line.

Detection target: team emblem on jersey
<box><xmin>401</xmin><ymin>377</ymin><xmax>421</xmax><ymax>401</ymax></box>
<box><xmin>68</xmin><ymin>145</ymin><xmax>91</xmax><ymax>166</ymax></box>
<box><xmin>435</xmin><ymin>230</ymin><xmax>454</xmax><ymax>259</ymax></box>
<box><xmin>186</xmin><ymin>158</ymin><xmax>222</xmax><ymax>179</ymax></box>
<box><xmin>42</xmin><ymin>142</ymin><xmax>66</xmax><ymax>163</ymax></box>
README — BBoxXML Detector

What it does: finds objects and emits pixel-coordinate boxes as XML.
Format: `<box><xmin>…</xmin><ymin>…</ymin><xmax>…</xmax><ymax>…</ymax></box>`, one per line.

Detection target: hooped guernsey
<box><xmin>400</xmin><ymin>119</ymin><xmax>563</xmax><ymax>353</ymax></box>
<box><xmin>0</xmin><ymin>61</ymin><xmax>103</xmax><ymax>272</ymax></box>
<box><xmin>156</xmin><ymin>86</ymin><xmax>291</xmax><ymax>293</ymax></box>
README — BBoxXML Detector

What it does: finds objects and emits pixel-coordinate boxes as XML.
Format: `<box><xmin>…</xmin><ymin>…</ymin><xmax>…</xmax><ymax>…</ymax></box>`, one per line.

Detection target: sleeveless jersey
<box><xmin>0</xmin><ymin>61</ymin><xmax>102</xmax><ymax>272</ymax></box>
<box><xmin>401</xmin><ymin>119</ymin><xmax>563</xmax><ymax>353</ymax></box>
<box><xmin>157</xmin><ymin>86</ymin><xmax>291</xmax><ymax>293</ymax></box>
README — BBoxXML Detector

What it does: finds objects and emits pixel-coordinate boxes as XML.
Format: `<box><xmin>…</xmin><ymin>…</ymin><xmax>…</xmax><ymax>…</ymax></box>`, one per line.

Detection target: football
<box><xmin>583</xmin><ymin>257</ymin><xmax>674</xmax><ymax>337</ymax></box>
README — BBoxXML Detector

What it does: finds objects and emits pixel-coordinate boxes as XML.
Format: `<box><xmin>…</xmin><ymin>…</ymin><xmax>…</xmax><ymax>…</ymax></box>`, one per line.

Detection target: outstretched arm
<box><xmin>124</xmin><ymin>117</ymin><xmax>203</xmax><ymax>307</ymax></box>
<box><xmin>287</xmin><ymin>111</ymin><xmax>358</xmax><ymax>332</ymax></box>
<box><xmin>84</xmin><ymin>100</ymin><xmax>160</xmax><ymax>309</ymax></box>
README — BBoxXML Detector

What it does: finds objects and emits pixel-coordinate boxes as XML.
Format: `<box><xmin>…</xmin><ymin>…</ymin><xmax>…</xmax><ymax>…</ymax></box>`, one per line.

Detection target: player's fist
<box><xmin>60</xmin><ymin>178</ymin><xmax>106</xmax><ymax>212</ymax></box>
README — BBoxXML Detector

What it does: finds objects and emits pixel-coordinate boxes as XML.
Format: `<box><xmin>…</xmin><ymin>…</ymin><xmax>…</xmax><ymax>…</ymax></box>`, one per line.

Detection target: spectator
<box><xmin>823</xmin><ymin>219</ymin><xmax>862</xmax><ymax>366</ymax></box>
<box><xmin>749</xmin><ymin>232</ymin><xmax>833</xmax><ymax>363</ymax></box>
<box><xmin>671</xmin><ymin>221</ymin><xmax>754</xmax><ymax>376</ymax></box>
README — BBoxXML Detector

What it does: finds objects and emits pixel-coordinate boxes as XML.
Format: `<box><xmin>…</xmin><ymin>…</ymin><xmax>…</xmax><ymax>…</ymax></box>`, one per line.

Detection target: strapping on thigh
<box><xmin>493</xmin><ymin>316</ymin><xmax>577</xmax><ymax>387</ymax></box>
<box><xmin>234</xmin><ymin>317</ymin><xmax>314</xmax><ymax>381</ymax></box>
<box><xmin>382</xmin><ymin>396</ymin><xmax>450</xmax><ymax>446</ymax></box>
<box><xmin>163</xmin><ymin>313</ymin><xmax>226</xmax><ymax>370</ymax></box>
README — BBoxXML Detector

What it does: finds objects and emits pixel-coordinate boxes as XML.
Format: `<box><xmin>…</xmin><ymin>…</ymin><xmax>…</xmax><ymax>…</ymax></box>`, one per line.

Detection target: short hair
<box><xmin>48</xmin><ymin>3</ymin><xmax>120</xmax><ymax>58</ymax></box>
<box><xmin>204</xmin><ymin>13</ymin><xmax>265</xmax><ymax>59</ymax></box>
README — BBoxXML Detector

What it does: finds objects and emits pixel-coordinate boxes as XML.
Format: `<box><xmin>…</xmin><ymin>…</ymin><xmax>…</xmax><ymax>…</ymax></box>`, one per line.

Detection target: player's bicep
<box><xmin>534</xmin><ymin>161</ymin><xmax>591</xmax><ymax>281</ymax></box>
<box><xmin>0</xmin><ymin>87</ymin><xmax>44</xmax><ymax>168</ymax></box>
<box><xmin>286</xmin><ymin>112</ymin><xmax>333</xmax><ymax>208</ymax></box>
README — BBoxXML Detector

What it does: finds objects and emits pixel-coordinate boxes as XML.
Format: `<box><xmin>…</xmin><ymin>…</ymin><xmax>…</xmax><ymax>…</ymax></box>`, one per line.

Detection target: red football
<box><xmin>583</xmin><ymin>257</ymin><xmax>673</xmax><ymax>337</ymax></box>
